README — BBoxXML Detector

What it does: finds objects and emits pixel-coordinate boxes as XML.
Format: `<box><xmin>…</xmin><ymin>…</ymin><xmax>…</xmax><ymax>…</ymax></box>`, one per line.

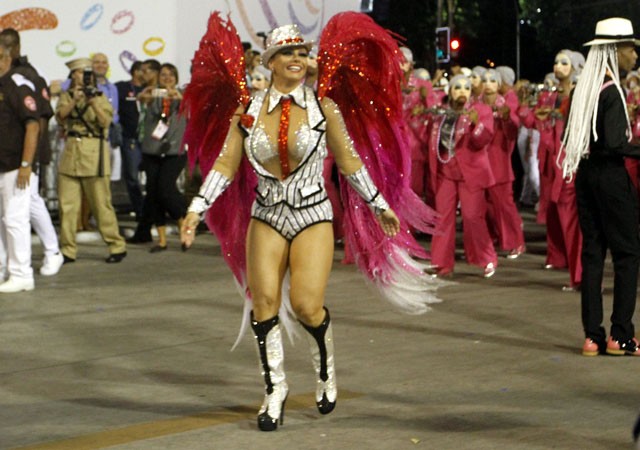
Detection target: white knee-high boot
<box><xmin>251</xmin><ymin>313</ymin><xmax>289</xmax><ymax>431</ymax></box>
<box><xmin>300</xmin><ymin>307</ymin><xmax>337</xmax><ymax>414</ymax></box>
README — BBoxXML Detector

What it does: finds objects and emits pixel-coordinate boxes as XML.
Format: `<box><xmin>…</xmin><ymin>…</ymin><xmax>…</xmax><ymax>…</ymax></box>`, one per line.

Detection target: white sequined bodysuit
<box><xmin>240</xmin><ymin>85</ymin><xmax>333</xmax><ymax>240</ymax></box>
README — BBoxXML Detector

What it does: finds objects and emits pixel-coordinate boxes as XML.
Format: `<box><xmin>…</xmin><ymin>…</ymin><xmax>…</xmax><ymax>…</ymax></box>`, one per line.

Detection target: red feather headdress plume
<box><xmin>318</xmin><ymin>12</ymin><xmax>442</xmax><ymax>313</ymax></box>
<box><xmin>181</xmin><ymin>12</ymin><xmax>256</xmax><ymax>290</ymax></box>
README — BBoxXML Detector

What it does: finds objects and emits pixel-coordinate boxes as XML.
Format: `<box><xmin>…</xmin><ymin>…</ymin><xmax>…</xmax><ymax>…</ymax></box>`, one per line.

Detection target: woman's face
<box><xmin>450</xmin><ymin>78</ymin><xmax>471</xmax><ymax>104</ymax></box>
<box><xmin>553</xmin><ymin>53</ymin><xmax>573</xmax><ymax>80</ymax></box>
<box><xmin>482</xmin><ymin>72</ymin><xmax>500</xmax><ymax>95</ymax></box>
<box><xmin>268</xmin><ymin>46</ymin><xmax>308</xmax><ymax>84</ymax></box>
<box><xmin>159</xmin><ymin>67</ymin><xmax>177</xmax><ymax>89</ymax></box>
<box><xmin>251</xmin><ymin>70</ymin><xmax>269</xmax><ymax>91</ymax></box>
<box><xmin>470</xmin><ymin>72</ymin><xmax>483</xmax><ymax>88</ymax></box>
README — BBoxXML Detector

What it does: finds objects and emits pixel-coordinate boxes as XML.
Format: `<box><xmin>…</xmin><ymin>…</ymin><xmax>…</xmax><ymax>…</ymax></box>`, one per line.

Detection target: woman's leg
<box><xmin>246</xmin><ymin>219</ymin><xmax>291</xmax><ymax>431</ymax></box>
<box><xmin>246</xmin><ymin>219</ymin><xmax>290</xmax><ymax>319</ymax></box>
<box><xmin>289</xmin><ymin>222</ymin><xmax>337</xmax><ymax>414</ymax></box>
<box><xmin>288</xmin><ymin>222</ymin><xmax>334</xmax><ymax>325</ymax></box>
<box><xmin>157</xmin><ymin>154</ymin><xmax>187</xmax><ymax>222</ymax></box>
<box><xmin>142</xmin><ymin>155</ymin><xmax>163</xmax><ymax>231</ymax></box>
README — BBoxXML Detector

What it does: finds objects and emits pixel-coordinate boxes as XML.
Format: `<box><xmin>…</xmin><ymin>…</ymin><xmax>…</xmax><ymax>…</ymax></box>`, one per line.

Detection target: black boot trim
<box><xmin>251</xmin><ymin>313</ymin><xmax>279</xmax><ymax>395</ymax></box>
<box><xmin>300</xmin><ymin>307</ymin><xmax>330</xmax><ymax>382</ymax></box>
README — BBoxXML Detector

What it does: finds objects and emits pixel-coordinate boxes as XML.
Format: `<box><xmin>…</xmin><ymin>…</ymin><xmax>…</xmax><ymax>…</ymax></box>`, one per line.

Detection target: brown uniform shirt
<box><xmin>56</xmin><ymin>91</ymin><xmax>113</xmax><ymax>177</ymax></box>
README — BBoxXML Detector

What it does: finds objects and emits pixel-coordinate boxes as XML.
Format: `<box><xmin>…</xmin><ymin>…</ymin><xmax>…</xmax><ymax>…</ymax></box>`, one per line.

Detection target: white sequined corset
<box><xmin>241</xmin><ymin>86</ymin><xmax>329</xmax><ymax>209</ymax></box>
<box><xmin>250</xmin><ymin>122</ymin><xmax>312</xmax><ymax>165</ymax></box>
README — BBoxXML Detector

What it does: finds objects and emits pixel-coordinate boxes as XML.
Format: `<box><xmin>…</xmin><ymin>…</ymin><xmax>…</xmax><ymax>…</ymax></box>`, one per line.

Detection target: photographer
<box><xmin>138</xmin><ymin>63</ymin><xmax>187</xmax><ymax>252</ymax></box>
<box><xmin>55</xmin><ymin>57</ymin><xmax>126</xmax><ymax>263</ymax></box>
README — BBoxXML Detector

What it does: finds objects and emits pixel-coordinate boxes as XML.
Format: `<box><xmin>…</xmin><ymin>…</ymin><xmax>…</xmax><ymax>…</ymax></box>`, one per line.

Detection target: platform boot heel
<box><xmin>300</xmin><ymin>307</ymin><xmax>337</xmax><ymax>414</ymax></box>
<box><xmin>251</xmin><ymin>313</ymin><xmax>289</xmax><ymax>431</ymax></box>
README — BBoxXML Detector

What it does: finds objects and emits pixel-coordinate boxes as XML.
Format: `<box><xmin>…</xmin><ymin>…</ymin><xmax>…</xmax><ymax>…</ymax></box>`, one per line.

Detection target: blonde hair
<box><xmin>560</xmin><ymin>44</ymin><xmax>631</xmax><ymax>179</ymax></box>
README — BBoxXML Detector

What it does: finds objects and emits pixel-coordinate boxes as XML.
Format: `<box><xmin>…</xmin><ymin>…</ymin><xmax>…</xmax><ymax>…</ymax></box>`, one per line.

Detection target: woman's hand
<box><xmin>377</xmin><ymin>209</ymin><xmax>400</xmax><ymax>237</ymax></box>
<box><xmin>168</xmin><ymin>88</ymin><xmax>182</xmax><ymax>100</ymax></box>
<box><xmin>534</xmin><ymin>106</ymin><xmax>551</xmax><ymax>120</ymax></box>
<box><xmin>180</xmin><ymin>212</ymin><xmax>201</xmax><ymax>249</ymax></box>
<box><xmin>468</xmin><ymin>108</ymin><xmax>479</xmax><ymax>125</ymax></box>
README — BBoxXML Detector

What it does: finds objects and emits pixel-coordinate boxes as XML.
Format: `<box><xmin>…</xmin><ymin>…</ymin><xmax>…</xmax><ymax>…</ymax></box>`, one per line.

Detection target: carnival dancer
<box><xmin>515</xmin><ymin>79</ymin><xmax>541</xmax><ymax>207</ymax></box>
<box><xmin>481</xmin><ymin>69</ymin><xmax>526</xmax><ymax>258</ymax></box>
<box><xmin>180</xmin><ymin>13</ymin><xmax>442</xmax><ymax>431</ymax></box>
<box><xmin>520</xmin><ymin>50</ymin><xmax>583</xmax><ymax>290</ymax></box>
<box><xmin>426</xmin><ymin>74</ymin><xmax>497</xmax><ymax>277</ymax></box>
<box><xmin>400</xmin><ymin>46</ymin><xmax>429</xmax><ymax>201</ymax></box>
<box><xmin>624</xmin><ymin>70</ymin><xmax>640</xmax><ymax>197</ymax></box>
<box><xmin>470</xmin><ymin>66</ymin><xmax>487</xmax><ymax>103</ymax></box>
<box><xmin>561</xmin><ymin>17</ymin><xmax>640</xmax><ymax>356</ymax></box>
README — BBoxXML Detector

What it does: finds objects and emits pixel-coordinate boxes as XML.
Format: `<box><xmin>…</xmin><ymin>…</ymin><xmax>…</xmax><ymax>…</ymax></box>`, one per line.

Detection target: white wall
<box><xmin>0</xmin><ymin>0</ymin><xmax>360</xmax><ymax>84</ymax></box>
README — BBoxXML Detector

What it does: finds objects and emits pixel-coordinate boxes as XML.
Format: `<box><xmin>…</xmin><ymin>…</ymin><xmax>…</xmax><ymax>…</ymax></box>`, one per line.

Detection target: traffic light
<box><xmin>450</xmin><ymin>37</ymin><xmax>460</xmax><ymax>58</ymax></box>
<box><xmin>435</xmin><ymin>26</ymin><xmax>450</xmax><ymax>64</ymax></box>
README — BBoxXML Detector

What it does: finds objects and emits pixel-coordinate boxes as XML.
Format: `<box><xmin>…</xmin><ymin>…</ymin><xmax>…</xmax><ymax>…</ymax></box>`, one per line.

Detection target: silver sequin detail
<box><xmin>188</xmin><ymin>169</ymin><xmax>231</xmax><ymax>216</ymax></box>
<box><xmin>256</xmin><ymin>324</ymin><xmax>288</xmax><ymax>419</ymax></box>
<box><xmin>346</xmin><ymin>166</ymin><xmax>390</xmax><ymax>215</ymax></box>
<box><xmin>305</xmin><ymin>322</ymin><xmax>337</xmax><ymax>403</ymax></box>
<box><xmin>250</xmin><ymin>122</ymin><xmax>311</xmax><ymax>165</ymax></box>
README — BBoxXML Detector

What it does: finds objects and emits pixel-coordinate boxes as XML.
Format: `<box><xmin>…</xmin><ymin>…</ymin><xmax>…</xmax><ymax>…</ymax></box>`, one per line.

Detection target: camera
<box><xmin>152</xmin><ymin>88</ymin><xmax>168</xmax><ymax>98</ymax></box>
<box><xmin>82</xmin><ymin>67</ymin><xmax>102</xmax><ymax>98</ymax></box>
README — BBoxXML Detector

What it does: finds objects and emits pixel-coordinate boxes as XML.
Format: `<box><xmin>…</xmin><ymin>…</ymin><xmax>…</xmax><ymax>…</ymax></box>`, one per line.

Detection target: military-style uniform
<box><xmin>0</xmin><ymin>68</ymin><xmax>39</xmax><ymax>282</ymax></box>
<box><xmin>56</xmin><ymin>90</ymin><xmax>126</xmax><ymax>259</ymax></box>
<box><xmin>12</xmin><ymin>55</ymin><xmax>62</xmax><ymax>268</ymax></box>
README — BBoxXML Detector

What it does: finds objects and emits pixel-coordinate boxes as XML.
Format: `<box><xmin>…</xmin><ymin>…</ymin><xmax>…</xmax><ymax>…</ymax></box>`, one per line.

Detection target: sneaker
<box><xmin>561</xmin><ymin>284</ymin><xmax>581</xmax><ymax>292</ymax></box>
<box><xmin>40</xmin><ymin>252</ymin><xmax>64</xmax><ymax>276</ymax></box>
<box><xmin>0</xmin><ymin>277</ymin><xmax>34</xmax><ymax>293</ymax></box>
<box><xmin>483</xmin><ymin>262</ymin><xmax>496</xmax><ymax>278</ymax></box>
<box><xmin>606</xmin><ymin>336</ymin><xmax>640</xmax><ymax>356</ymax></box>
<box><xmin>506</xmin><ymin>245</ymin><xmax>526</xmax><ymax>259</ymax></box>
<box><xmin>582</xmin><ymin>338</ymin><xmax>602</xmax><ymax>356</ymax></box>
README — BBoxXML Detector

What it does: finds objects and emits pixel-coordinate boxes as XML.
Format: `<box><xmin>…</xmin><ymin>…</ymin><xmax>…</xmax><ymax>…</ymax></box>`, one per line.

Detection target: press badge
<box><xmin>151</xmin><ymin>121</ymin><xmax>169</xmax><ymax>140</ymax></box>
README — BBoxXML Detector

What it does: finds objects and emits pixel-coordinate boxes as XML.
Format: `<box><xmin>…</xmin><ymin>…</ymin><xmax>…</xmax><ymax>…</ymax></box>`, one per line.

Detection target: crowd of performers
<box><xmin>392</xmin><ymin>46</ymin><xmax>640</xmax><ymax>291</ymax></box>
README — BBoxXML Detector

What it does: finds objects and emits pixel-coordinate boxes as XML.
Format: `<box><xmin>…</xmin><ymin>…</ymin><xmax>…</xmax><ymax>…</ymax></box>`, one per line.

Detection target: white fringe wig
<box><xmin>560</xmin><ymin>44</ymin><xmax>631</xmax><ymax>179</ymax></box>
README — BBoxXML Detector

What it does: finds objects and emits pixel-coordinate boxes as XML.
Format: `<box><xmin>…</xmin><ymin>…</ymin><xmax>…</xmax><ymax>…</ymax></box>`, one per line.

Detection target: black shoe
<box><xmin>62</xmin><ymin>255</ymin><xmax>75</xmax><ymax>264</ymax></box>
<box><xmin>105</xmin><ymin>252</ymin><xmax>127</xmax><ymax>263</ymax></box>
<box><xmin>257</xmin><ymin>393</ymin><xmax>288</xmax><ymax>432</ymax></box>
<box><xmin>149</xmin><ymin>245</ymin><xmax>167</xmax><ymax>253</ymax></box>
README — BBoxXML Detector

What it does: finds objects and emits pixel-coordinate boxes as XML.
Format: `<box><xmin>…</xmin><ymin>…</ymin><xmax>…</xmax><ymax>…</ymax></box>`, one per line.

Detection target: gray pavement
<box><xmin>1</xmin><ymin>211</ymin><xmax>639</xmax><ymax>450</ymax></box>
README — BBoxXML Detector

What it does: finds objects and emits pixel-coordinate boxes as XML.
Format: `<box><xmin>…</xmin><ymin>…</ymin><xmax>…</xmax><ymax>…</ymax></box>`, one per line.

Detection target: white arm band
<box><xmin>346</xmin><ymin>166</ymin><xmax>390</xmax><ymax>215</ymax></box>
<box><xmin>187</xmin><ymin>169</ymin><xmax>231</xmax><ymax>217</ymax></box>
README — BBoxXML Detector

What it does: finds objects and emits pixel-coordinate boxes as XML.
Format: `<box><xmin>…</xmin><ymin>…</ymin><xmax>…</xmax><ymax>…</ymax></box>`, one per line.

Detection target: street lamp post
<box><xmin>515</xmin><ymin>0</ymin><xmax>521</xmax><ymax>79</ymax></box>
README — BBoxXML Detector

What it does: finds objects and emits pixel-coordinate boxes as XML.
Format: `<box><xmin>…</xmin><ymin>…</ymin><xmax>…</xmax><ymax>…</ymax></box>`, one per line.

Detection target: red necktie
<box><xmin>277</xmin><ymin>97</ymin><xmax>292</xmax><ymax>179</ymax></box>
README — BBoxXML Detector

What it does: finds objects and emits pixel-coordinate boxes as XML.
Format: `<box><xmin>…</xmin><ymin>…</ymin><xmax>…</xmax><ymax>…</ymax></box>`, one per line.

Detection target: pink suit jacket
<box><xmin>481</xmin><ymin>92</ymin><xmax>521</xmax><ymax>184</ymax></box>
<box><xmin>427</xmin><ymin>102</ymin><xmax>495</xmax><ymax>194</ymax></box>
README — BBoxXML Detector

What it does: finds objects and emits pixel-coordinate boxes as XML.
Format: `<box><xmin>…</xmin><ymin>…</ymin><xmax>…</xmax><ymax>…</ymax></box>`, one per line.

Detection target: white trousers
<box><xmin>0</xmin><ymin>170</ymin><xmax>33</xmax><ymax>280</ymax></box>
<box><xmin>517</xmin><ymin>127</ymin><xmax>541</xmax><ymax>205</ymax></box>
<box><xmin>30</xmin><ymin>174</ymin><xmax>60</xmax><ymax>257</ymax></box>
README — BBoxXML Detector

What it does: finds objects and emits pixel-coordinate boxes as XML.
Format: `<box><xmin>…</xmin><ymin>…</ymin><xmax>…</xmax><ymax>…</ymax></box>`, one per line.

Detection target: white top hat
<box><xmin>262</xmin><ymin>24</ymin><xmax>313</xmax><ymax>68</ymax></box>
<box><xmin>583</xmin><ymin>17</ymin><xmax>640</xmax><ymax>46</ymax></box>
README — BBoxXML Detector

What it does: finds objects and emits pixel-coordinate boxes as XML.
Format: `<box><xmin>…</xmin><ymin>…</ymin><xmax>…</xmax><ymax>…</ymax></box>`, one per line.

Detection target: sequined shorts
<box><xmin>251</xmin><ymin>198</ymin><xmax>333</xmax><ymax>241</ymax></box>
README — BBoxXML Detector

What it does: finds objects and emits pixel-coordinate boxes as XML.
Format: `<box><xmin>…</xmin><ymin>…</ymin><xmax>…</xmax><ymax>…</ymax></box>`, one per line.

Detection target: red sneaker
<box><xmin>606</xmin><ymin>336</ymin><xmax>640</xmax><ymax>356</ymax></box>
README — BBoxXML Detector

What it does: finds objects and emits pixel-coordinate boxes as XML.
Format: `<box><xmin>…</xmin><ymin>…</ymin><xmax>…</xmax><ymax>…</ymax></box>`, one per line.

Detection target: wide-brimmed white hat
<box><xmin>583</xmin><ymin>17</ymin><xmax>640</xmax><ymax>46</ymax></box>
<box><xmin>262</xmin><ymin>24</ymin><xmax>313</xmax><ymax>68</ymax></box>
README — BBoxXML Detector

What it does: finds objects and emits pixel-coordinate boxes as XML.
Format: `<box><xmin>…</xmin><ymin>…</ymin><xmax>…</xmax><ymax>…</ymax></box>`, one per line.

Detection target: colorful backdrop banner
<box><xmin>0</xmin><ymin>0</ymin><xmax>359</xmax><ymax>84</ymax></box>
